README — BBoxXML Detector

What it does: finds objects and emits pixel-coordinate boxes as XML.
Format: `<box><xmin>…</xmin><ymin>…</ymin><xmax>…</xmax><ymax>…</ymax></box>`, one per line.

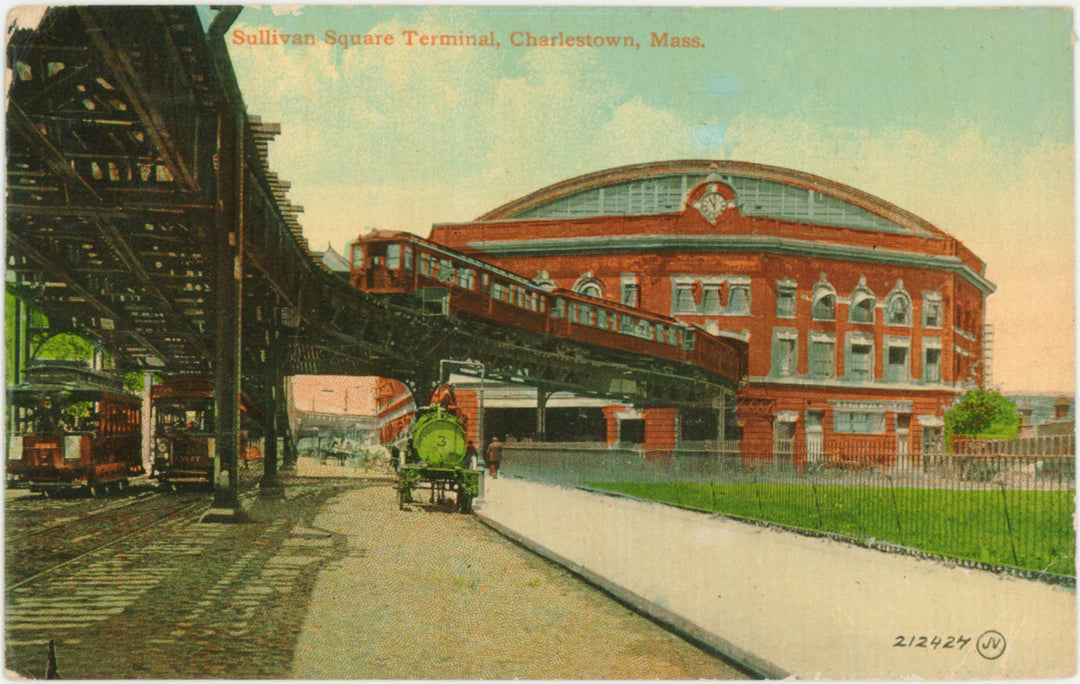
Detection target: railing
<box><xmin>498</xmin><ymin>441</ymin><xmax>1076</xmax><ymax>580</ymax></box>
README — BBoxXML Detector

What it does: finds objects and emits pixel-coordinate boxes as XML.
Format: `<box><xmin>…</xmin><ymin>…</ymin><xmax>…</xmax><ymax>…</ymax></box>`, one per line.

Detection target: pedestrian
<box><xmin>465</xmin><ymin>440</ymin><xmax>478</xmax><ymax>470</ymax></box>
<box><xmin>486</xmin><ymin>437</ymin><xmax>502</xmax><ymax>478</ymax></box>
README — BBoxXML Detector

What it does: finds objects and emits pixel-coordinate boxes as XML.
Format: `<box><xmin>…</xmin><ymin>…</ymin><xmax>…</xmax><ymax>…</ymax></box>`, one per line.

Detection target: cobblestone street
<box><xmin>6</xmin><ymin>471</ymin><xmax>746</xmax><ymax>679</ymax></box>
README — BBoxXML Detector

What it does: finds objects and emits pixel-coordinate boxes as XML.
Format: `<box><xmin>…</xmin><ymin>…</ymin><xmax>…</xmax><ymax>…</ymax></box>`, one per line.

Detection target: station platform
<box><xmin>476</xmin><ymin>475</ymin><xmax>1077</xmax><ymax>680</ymax></box>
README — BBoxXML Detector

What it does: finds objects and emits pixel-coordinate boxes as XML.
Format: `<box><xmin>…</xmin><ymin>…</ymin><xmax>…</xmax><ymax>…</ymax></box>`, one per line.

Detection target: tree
<box><xmin>944</xmin><ymin>389</ymin><xmax>1021</xmax><ymax>442</ymax></box>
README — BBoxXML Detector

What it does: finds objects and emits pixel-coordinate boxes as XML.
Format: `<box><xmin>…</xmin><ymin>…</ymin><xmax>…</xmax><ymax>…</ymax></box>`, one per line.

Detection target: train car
<box><xmin>6</xmin><ymin>360</ymin><xmax>144</xmax><ymax>497</ymax></box>
<box><xmin>349</xmin><ymin>230</ymin><xmax>747</xmax><ymax>383</ymax></box>
<box><xmin>397</xmin><ymin>404</ymin><xmax>481</xmax><ymax>513</ymax></box>
<box><xmin>150</xmin><ymin>376</ymin><xmax>263</xmax><ymax>490</ymax></box>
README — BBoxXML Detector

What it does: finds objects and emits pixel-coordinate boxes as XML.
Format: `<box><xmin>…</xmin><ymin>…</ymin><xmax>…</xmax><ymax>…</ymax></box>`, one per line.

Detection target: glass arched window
<box><xmin>812</xmin><ymin>275</ymin><xmax>836</xmax><ymax>321</ymax></box>
<box><xmin>886</xmin><ymin>294</ymin><xmax>911</xmax><ymax>326</ymax></box>
<box><xmin>885</xmin><ymin>280</ymin><xmax>912</xmax><ymax>326</ymax></box>
<box><xmin>849</xmin><ymin>276</ymin><xmax>876</xmax><ymax>324</ymax></box>
<box><xmin>572</xmin><ymin>272</ymin><xmax>603</xmax><ymax>299</ymax></box>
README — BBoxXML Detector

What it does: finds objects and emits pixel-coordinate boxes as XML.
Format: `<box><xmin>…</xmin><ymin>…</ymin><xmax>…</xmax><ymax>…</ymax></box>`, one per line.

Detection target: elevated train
<box><xmin>350</xmin><ymin>230</ymin><xmax>746</xmax><ymax>383</ymax></box>
<box><xmin>6</xmin><ymin>361</ymin><xmax>144</xmax><ymax>496</ymax></box>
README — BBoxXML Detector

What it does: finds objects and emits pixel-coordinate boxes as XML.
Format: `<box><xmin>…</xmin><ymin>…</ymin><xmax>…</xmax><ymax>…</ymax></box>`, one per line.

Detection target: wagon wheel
<box><xmin>456</xmin><ymin>486</ymin><xmax>473</xmax><ymax>514</ymax></box>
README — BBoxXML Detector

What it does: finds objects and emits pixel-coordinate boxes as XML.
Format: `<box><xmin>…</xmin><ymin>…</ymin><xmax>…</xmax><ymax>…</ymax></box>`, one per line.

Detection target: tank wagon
<box><xmin>397</xmin><ymin>404</ymin><xmax>481</xmax><ymax>512</ymax></box>
<box><xmin>6</xmin><ymin>360</ymin><xmax>144</xmax><ymax>496</ymax></box>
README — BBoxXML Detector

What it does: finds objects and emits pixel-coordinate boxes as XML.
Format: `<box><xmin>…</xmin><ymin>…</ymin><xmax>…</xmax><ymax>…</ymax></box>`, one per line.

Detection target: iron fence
<box><xmin>499</xmin><ymin>439</ymin><xmax>1076</xmax><ymax>579</ymax></box>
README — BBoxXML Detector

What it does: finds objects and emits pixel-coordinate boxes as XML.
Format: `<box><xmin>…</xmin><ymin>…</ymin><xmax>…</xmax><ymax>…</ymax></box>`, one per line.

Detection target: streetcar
<box><xmin>6</xmin><ymin>360</ymin><xmax>144</xmax><ymax>496</ymax></box>
<box><xmin>150</xmin><ymin>375</ymin><xmax>263</xmax><ymax>490</ymax></box>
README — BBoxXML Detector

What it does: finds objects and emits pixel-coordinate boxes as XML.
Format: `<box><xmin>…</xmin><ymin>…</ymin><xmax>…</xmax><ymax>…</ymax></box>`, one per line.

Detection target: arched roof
<box><xmin>476</xmin><ymin>160</ymin><xmax>949</xmax><ymax>239</ymax></box>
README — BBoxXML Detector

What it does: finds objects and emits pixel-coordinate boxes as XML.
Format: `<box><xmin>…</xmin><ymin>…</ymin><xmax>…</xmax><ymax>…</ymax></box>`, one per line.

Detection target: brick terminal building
<box><xmin>380</xmin><ymin>160</ymin><xmax>995</xmax><ymax>466</ymax></box>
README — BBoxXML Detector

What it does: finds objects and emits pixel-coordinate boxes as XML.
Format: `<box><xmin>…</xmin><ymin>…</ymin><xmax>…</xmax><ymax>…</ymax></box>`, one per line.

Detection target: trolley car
<box><xmin>397</xmin><ymin>403</ymin><xmax>481</xmax><ymax>513</ymax></box>
<box><xmin>150</xmin><ymin>376</ymin><xmax>263</xmax><ymax>489</ymax></box>
<box><xmin>6</xmin><ymin>361</ymin><xmax>144</xmax><ymax>496</ymax></box>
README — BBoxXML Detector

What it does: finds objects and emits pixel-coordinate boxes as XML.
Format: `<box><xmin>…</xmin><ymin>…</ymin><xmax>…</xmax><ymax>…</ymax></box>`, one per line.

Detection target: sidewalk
<box><xmin>476</xmin><ymin>475</ymin><xmax>1077</xmax><ymax>680</ymax></box>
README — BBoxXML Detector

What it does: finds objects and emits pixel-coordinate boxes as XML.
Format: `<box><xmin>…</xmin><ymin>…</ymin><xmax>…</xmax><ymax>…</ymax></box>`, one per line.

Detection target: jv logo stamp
<box><xmin>976</xmin><ymin>630</ymin><xmax>1006</xmax><ymax>660</ymax></box>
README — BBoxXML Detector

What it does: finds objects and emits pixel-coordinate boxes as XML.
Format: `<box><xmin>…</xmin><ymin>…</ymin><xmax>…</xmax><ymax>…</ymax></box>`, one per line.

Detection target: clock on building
<box><xmin>692</xmin><ymin>185</ymin><xmax>733</xmax><ymax>223</ymax></box>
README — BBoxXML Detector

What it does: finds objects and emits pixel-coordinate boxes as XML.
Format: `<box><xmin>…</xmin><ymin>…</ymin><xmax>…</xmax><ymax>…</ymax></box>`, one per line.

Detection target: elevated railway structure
<box><xmin>5</xmin><ymin>6</ymin><xmax>745</xmax><ymax>518</ymax></box>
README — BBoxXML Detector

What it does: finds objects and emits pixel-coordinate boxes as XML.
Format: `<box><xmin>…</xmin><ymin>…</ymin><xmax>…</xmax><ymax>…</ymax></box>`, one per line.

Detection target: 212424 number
<box><xmin>894</xmin><ymin>635</ymin><xmax>971</xmax><ymax>650</ymax></box>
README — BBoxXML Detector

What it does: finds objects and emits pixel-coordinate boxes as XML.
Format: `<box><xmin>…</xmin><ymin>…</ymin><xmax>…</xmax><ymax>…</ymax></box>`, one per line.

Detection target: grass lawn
<box><xmin>588</xmin><ymin>481</ymin><xmax>1075</xmax><ymax>576</ymax></box>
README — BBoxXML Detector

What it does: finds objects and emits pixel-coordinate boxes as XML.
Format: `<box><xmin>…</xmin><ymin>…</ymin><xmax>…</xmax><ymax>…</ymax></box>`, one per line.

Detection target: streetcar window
<box><xmin>620</xmin><ymin>314</ymin><xmax>634</xmax><ymax>333</ymax></box>
<box><xmin>457</xmin><ymin>268</ymin><xmax>474</xmax><ymax>289</ymax></box>
<box><xmin>403</xmin><ymin>246</ymin><xmax>413</xmax><ymax>271</ymax></box>
<box><xmin>419</xmin><ymin>254</ymin><xmax>432</xmax><ymax>276</ymax></box>
<box><xmin>597</xmin><ymin>310</ymin><xmax>608</xmax><ymax>330</ymax></box>
<box><xmin>387</xmin><ymin>244</ymin><xmax>400</xmax><ymax>269</ymax></box>
<box><xmin>654</xmin><ymin>325</ymin><xmax>665</xmax><ymax>343</ymax></box>
<box><xmin>492</xmin><ymin>282</ymin><xmax>505</xmax><ymax>301</ymax></box>
<box><xmin>668</xmin><ymin>326</ymin><xmax>679</xmax><ymax>346</ymax></box>
<box><xmin>351</xmin><ymin>244</ymin><xmax>364</xmax><ymax>269</ymax></box>
<box><xmin>482</xmin><ymin>274</ymin><xmax>489</xmax><ymax>291</ymax></box>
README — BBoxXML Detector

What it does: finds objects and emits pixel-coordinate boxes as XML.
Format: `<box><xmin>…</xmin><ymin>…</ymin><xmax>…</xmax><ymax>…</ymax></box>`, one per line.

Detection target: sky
<box><xmin>213</xmin><ymin>5</ymin><xmax>1075</xmax><ymax>394</ymax></box>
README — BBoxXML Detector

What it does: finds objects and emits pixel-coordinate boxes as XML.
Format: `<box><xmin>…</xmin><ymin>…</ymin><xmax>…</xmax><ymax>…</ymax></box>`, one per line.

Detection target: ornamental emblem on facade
<box><xmin>691</xmin><ymin>184</ymin><xmax>734</xmax><ymax>223</ymax></box>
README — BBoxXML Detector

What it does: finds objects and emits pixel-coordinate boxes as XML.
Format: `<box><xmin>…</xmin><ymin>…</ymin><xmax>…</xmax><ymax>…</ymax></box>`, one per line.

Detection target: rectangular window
<box><xmin>834</xmin><ymin>411</ymin><xmax>886</xmax><ymax>434</ymax></box>
<box><xmin>776</xmin><ymin>286</ymin><xmax>796</xmax><ymax>318</ymax></box>
<box><xmin>848</xmin><ymin>342</ymin><xmax>873</xmax><ymax>380</ymax></box>
<box><xmin>772</xmin><ymin>331</ymin><xmax>798</xmax><ymax>377</ymax></box>
<box><xmin>596</xmin><ymin>310</ymin><xmax>608</xmax><ymax>330</ymax></box>
<box><xmin>675</xmin><ymin>286</ymin><xmax>695</xmax><ymax>314</ymax></box>
<box><xmin>810</xmin><ymin>338</ymin><xmax>835</xmax><ymax>378</ymax></box>
<box><xmin>622</xmin><ymin>283</ymin><xmax>640</xmax><ymax>308</ymax></box>
<box><xmin>456</xmin><ymin>268</ymin><xmax>474</xmax><ymax>289</ymax></box>
<box><xmin>923</xmin><ymin>300</ymin><xmax>942</xmax><ymax>328</ymax></box>
<box><xmin>492</xmin><ymin>282</ymin><xmax>505</xmax><ymax>302</ymax></box>
<box><xmin>924</xmin><ymin>347</ymin><xmax>942</xmax><ymax>382</ymax></box>
<box><xmin>419</xmin><ymin>254</ymin><xmax>432</xmax><ymax>277</ymax></box>
<box><xmin>386</xmin><ymin>244</ymin><xmax>400</xmax><ymax>269</ymax></box>
<box><xmin>403</xmin><ymin>246</ymin><xmax>412</xmax><ymax>270</ymax></box>
<box><xmin>727</xmin><ymin>285</ymin><xmax>750</xmax><ymax>315</ymax></box>
<box><xmin>351</xmin><ymin>244</ymin><xmax>364</xmax><ymax>269</ymax></box>
<box><xmin>886</xmin><ymin>345</ymin><xmax>909</xmax><ymax>383</ymax></box>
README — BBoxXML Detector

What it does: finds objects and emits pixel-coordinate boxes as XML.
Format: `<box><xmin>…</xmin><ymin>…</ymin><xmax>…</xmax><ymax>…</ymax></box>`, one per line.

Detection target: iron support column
<box><xmin>202</xmin><ymin>96</ymin><xmax>247</xmax><ymax>523</ymax></box>
<box><xmin>536</xmin><ymin>386</ymin><xmax>553</xmax><ymax>442</ymax></box>
<box><xmin>259</xmin><ymin>338</ymin><xmax>285</xmax><ymax>498</ymax></box>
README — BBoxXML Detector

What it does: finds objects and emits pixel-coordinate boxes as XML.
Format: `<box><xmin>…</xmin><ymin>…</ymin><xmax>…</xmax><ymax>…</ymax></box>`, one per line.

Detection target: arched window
<box><xmin>849</xmin><ymin>276</ymin><xmax>876</xmax><ymax>324</ymax></box>
<box><xmin>885</xmin><ymin>281</ymin><xmax>912</xmax><ymax>326</ymax></box>
<box><xmin>812</xmin><ymin>274</ymin><xmax>836</xmax><ymax>321</ymax></box>
<box><xmin>572</xmin><ymin>272</ymin><xmax>603</xmax><ymax>299</ymax></box>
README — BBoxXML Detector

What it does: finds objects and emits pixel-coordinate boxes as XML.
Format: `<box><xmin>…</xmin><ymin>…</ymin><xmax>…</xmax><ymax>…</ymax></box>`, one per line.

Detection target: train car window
<box><xmin>668</xmin><ymin>326</ymin><xmax>679</xmax><ymax>346</ymax></box>
<box><xmin>552</xmin><ymin>298</ymin><xmax>566</xmax><ymax>319</ymax></box>
<box><xmin>419</xmin><ymin>254</ymin><xmax>432</xmax><ymax>276</ymax></box>
<box><xmin>403</xmin><ymin>246</ymin><xmax>413</xmax><ymax>270</ymax></box>
<box><xmin>387</xmin><ymin>244</ymin><xmax>401</xmax><ymax>269</ymax></box>
<box><xmin>492</xmin><ymin>282</ymin><xmax>505</xmax><ymax>301</ymax></box>
<box><xmin>683</xmin><ymin>328</ymin><xmax>696</xmax><ymax>350</ymax></box>
<box><xmin>654</xmin><ymin>324</ymin><xmax>665</xmax><ymax>343</ymax></box>
<box><xmin>516</xmin><ymin>288</ymin><xmax>525</xmax><ymax>308</ymax></box>
<box><xmin>351</xmin><ymin>243</ymin><xmax>364</xmax><ymax>269</ymax></box>
<box><xmin>636</xmin><ymin>320</ymin><xmax>653</xmax><ymax>339</ymax></box>
<box><xmin>481</xmin><ymin>274</ymin><xmax>489</xmax><ymax>291</ymax></box>
<box><xmin>438</xmin><ymin>259</ymin><xmax>454</xmax><ymax>283</ymax></box>
<box><xmin>457</xmin><ymin>268</ymin><xmax>474</xmax><ymax>289</ymax></box>
<box><xmin>579</xmin><ymin>304</ymin><xmax>593</xmax><ymax>326</ymax></box>
<box><xmin>596</xmin><ymin>309</ymin><xmax>608</xmax><ymax>330</ymax></box>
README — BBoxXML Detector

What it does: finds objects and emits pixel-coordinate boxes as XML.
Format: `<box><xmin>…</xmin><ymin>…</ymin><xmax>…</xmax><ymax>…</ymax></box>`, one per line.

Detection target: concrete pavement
<box><xmin>475</xmin><ymin>475</ymin><xmax>1077</xmax><ymax>680</ymax></box>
